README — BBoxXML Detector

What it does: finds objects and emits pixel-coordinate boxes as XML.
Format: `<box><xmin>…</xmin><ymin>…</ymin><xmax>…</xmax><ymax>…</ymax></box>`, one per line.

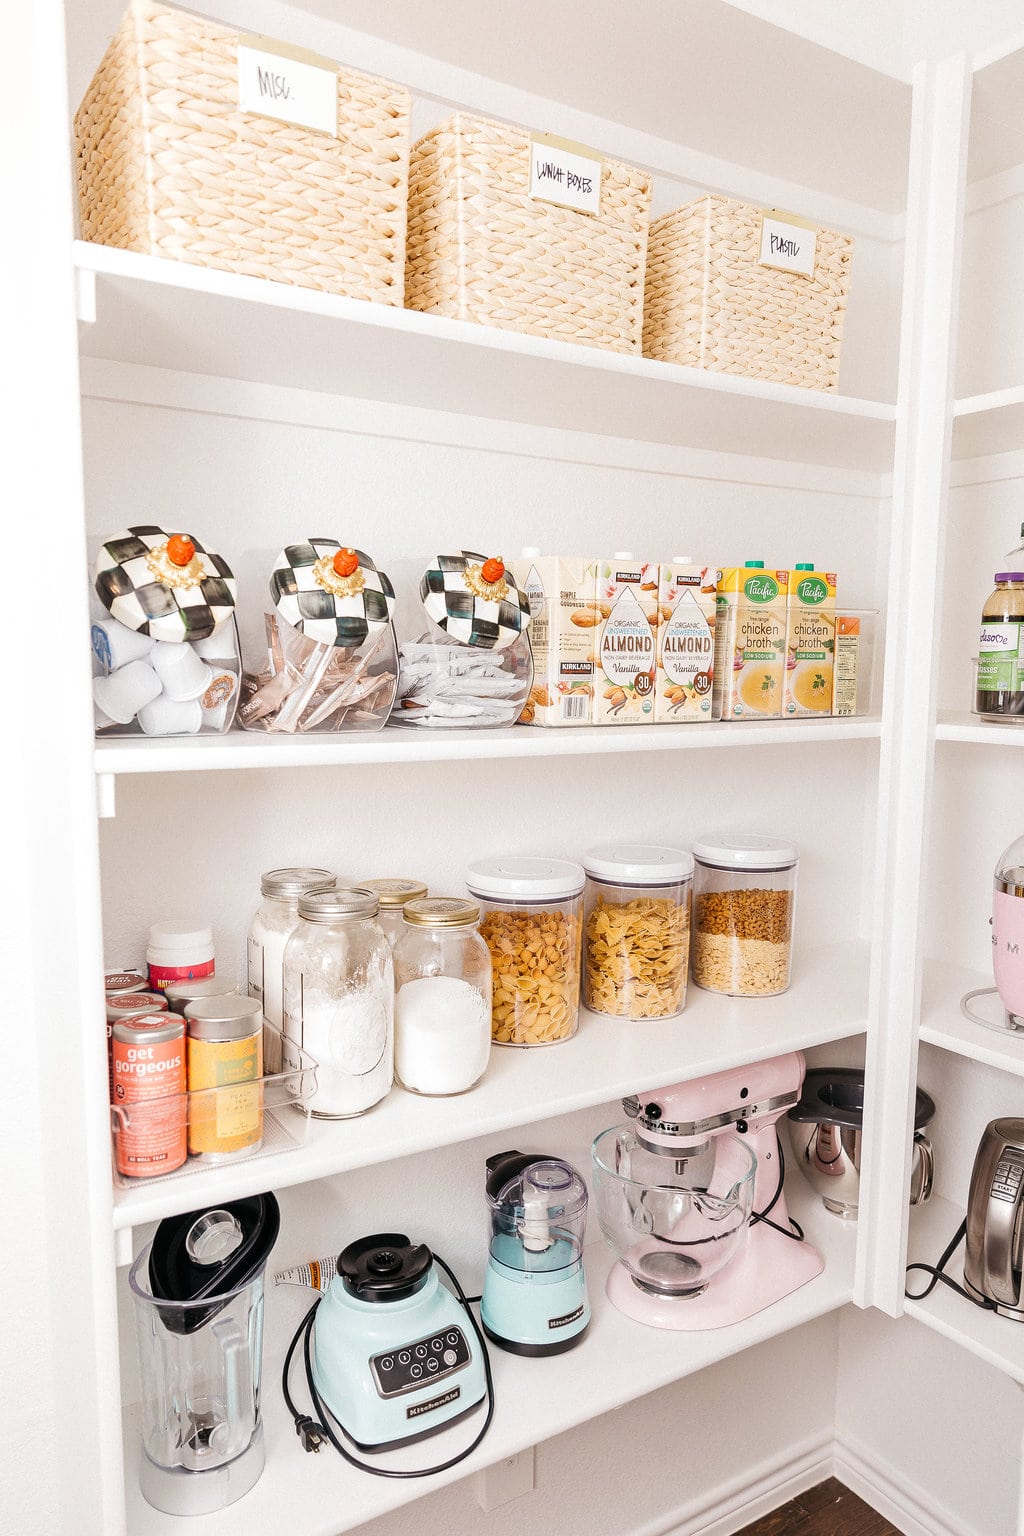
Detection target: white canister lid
<box><xmin>692</xmin><ymin>833</ymin><xmax>799</xmax><ymax>871</ymax></box>
<box><xmin>148</xmin><ymin>920</ymin><xmax>214</xmax><ymax>950</ymax></box>
<box><xmin>466</xmin><ymin>856</ymin><xmax>585</xmax><ymax>901</ymax></box>
<box><xmin>583</xmin><ymin>843</ymin><xmax>694</xmax><ymax>884</ymax></box>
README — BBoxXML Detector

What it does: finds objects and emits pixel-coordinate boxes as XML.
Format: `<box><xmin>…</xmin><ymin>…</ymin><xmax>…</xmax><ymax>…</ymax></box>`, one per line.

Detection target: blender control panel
<box><xmin>370</xmin><ymin>1326</ymin><xmax>471</xmax><ymax>1398</ymax></box>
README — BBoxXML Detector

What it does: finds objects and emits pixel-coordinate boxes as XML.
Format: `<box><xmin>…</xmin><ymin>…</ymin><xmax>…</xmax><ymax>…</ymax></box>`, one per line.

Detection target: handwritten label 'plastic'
<box><xmin>238</xmin><ymin>39</ymin><xmax>337</xmax><ymax>137</ymax></box>
<box><xmin>529</xmin><ymin>134</ymin><xmax>601</xmax><ymax>215</ymax></box>
<box><xmin>758</xmin><ymin>215</ymin><xmax>817</xmax><ymax>277</ymax></box>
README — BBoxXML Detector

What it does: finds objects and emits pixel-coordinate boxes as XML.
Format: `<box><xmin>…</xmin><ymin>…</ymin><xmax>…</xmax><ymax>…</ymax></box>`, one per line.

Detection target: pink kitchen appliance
<box><xmin>961</xmin><ymin>835</ymin><xmax>1024</xmax><ymax>1034</ymax></box>
<box><xmin>591</xmin><ymin>1052</ymin><xmax>824</xmax><ymax>1330</ymax></box>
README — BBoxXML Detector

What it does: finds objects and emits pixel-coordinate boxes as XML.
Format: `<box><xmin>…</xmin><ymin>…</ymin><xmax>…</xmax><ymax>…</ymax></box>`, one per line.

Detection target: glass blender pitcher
<box><xmin>128</xmin><ymin>1194</ymin><xmax>279</xmax><ymax>1515</ymax></box>
<box><xmin>480</xmin><ymin>1151</ymin><xmax>590</xmax><ymax>1355</ymax></box>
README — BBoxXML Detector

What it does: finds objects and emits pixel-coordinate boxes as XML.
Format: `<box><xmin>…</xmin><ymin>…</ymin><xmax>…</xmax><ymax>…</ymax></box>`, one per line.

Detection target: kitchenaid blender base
<box><xmin>139</xmin><ymin>1424</ymin><xmax>265</xmax><ymax>1515</ymax></box>
<box><xmin>482</xmin><ymin>1320</ymin><xmax>590</xmax><ymax>1356</ymax></box>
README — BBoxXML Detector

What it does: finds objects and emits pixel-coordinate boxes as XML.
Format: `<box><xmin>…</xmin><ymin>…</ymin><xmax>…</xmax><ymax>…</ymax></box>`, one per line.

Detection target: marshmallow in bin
<box><xmin>91</xmin><ymin>525</ymin><xmax>239</xmax><ymax>736</ymax></box>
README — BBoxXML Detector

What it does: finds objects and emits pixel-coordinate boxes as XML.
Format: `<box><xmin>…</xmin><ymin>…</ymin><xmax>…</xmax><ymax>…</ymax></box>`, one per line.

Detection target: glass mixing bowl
<box><xmin>591</xmin><ymin>1126</ymin><xmax>757</xmax><ymax>1298</ymax></box>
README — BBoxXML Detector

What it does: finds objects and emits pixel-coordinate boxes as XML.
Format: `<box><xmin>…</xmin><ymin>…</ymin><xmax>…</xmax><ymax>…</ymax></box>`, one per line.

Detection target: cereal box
<box><xmin>713</xmin><ymin>565</ymin><xmax>790</xmax><ymax>721</ymax></box>
<box><xmin>510</xmin><ymin>555</ymin><xmax>596</xmax><ymax>725</ymax></box>
<box><xmin>592</xmin><ymin>556</ymin><xmax>659</xmax><ymax>725</ymax></box>
<box><xmin>654</xmin><ymin>561</ymin><xmax>717</xmax><ymax>723</ymax></box>
<box><xmin>783</xmin><ymin>566</ymin><xmax>837</xmax><ymax>718</ymax></box>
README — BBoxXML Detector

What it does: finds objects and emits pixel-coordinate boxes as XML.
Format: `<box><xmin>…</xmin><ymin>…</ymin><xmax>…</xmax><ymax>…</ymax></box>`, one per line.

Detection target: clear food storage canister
<box><xmin>691</xmin><ymin>834</ymin><xmax>798</xmax><ymax>997</ymax></box>
<box><xmin>282</xmin><ymin>888</ymin><xmax>394</xmax><ymax>1118</ymax></box>
<box><xmin>247</xmin><ymin>867</ymin><xmax>336</xmax><ymax>1028</ymax></box>
<box><xmin>582</xmin><ymin>844</ymin><xmax>693</xmax><ymax>1019</ymax></box>
<box><xmin>466</xmin><ymin>857</ymin><xmax>584</xmax><ymax>1046</ymax></box>
<box><xmin>356</xmin><ymin>878</ymin><xmax>429</xmax><ymax>948</ymax></box>
<box><xmin>393</xmin><ymin>898</ymin><xmax>492</xmax><ymax>1095</ymax></box>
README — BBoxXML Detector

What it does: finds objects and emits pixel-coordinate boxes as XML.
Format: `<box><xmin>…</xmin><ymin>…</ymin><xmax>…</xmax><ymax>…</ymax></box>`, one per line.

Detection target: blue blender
<box><xmin>481</xmin><ymin>1151</ymin><xmax>590</xmax><ymax>1355</ymax></box>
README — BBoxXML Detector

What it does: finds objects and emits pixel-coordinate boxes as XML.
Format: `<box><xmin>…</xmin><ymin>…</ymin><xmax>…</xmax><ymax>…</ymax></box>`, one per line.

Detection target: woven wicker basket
<box><xmin>643</xmin><ymin>195</ymin><xmax>853</xmax><ymax>390</ymax></box>
<box><xmin>75</xmin><ymin>0</ymin><xmax>410</xmax><ymax>301</ymax></box>
<box><xmin>405</xmin><ymin>113</ymin><xmax>652</xmax><ymax>353</ymax></box>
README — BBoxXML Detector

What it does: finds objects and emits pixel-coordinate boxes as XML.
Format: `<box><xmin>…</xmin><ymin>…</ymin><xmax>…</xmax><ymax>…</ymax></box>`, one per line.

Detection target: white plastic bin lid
<box><xmin>582</xmin><ymin>843</ymin><xmax>694</xmax><ymax>883</ymax></box>
<box><xmin>466</xmin><ymin>856</ymin><xmax>585</xmax><ymax>900</ymax></box>
<box><xmin>692</xmin><ymin>833</ymin><xmax>799</xmax><ymax>870</ymax></box>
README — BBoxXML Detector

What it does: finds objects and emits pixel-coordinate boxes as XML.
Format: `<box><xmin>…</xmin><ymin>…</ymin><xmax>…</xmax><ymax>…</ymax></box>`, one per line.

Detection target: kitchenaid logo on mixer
<box><xmin>548</xmin><ymin>1303</ymin><xmax>585</xmax><ymax>1330</ymax></box>
<box><xmin>407</xmin><ymin>1386</ymin><xmax>460</xmax><ymax>1419</ymax></box>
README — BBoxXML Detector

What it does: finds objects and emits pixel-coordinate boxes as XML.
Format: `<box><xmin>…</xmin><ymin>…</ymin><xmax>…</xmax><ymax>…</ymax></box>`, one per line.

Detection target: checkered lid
<box><xmin>94</xmin><ymin>526</ymin><xmax>236</xmax><ymax>644</ymax></box>
<box><xmin>420</xmin><ymin>552</ymin><xmax>531</xmax><ymax>650</ymax></box>
<box><xmin>270</xmin><ymin>540</ymin><xmax>396</xmax><ymax>648</ymax></box>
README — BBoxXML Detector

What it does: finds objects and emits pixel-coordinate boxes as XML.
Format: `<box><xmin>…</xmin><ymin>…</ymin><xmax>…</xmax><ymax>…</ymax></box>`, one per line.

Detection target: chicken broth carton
<box><xmin>592</xmin><ymin>555</ymin><xmax>659</xmax><ymax>725</ymax></box>
<box><xmin>783</xmin><ymin>565</ymin><xmax>837</xmax><ymax>717</ymax></box>
<box><xmin>713</xmin><ymin>564</ymin><xmax>790</xmax><ymax>720</ymax></box>
<box><xmin>654</xmin><ymin>560</ymin><xmax>718</xmax><ymax>723</ymax></box>
<box><xmin>510</xmin><ymin>554</ymin><xmax>596</xmax><ymax>725</ymax></box>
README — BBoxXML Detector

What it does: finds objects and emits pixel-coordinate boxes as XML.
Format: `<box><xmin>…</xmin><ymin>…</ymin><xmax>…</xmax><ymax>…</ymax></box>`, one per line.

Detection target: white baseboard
<box><xmin>630</xmin><ymin>1430</ymin><xmax>833</xmax><ymax>1536</ymax></box>
<box><xmin>835</xmin><ymin>1431</ymin><xmax>976</xmax><ymax>1536</ymax></box>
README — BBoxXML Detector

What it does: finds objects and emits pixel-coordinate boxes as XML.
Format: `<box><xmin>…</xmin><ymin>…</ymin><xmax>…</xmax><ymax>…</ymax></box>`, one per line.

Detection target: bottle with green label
<box><xmin>977</xmin><ymin>572</ymin><xmax>1024</xmax><ymax>720</ymax></box>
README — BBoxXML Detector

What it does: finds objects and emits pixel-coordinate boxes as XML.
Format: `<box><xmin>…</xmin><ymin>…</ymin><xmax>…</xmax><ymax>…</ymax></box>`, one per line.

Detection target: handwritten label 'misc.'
<box><xmin>237</xmin><ymin>42</ymin><xmax>338</xmax><ymax>137</ymax></box>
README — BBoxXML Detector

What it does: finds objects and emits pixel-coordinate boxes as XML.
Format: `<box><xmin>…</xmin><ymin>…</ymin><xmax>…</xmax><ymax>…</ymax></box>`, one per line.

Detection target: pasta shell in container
<box><xmin>582</xmin><ymin>845</ymin><xmax>693</xmax><ymax>1019</ymax></box>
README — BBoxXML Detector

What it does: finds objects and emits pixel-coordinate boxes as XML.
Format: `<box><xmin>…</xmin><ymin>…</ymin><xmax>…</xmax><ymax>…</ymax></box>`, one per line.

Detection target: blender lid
<box><xmin>789</xmin><ymin>1068</ymin><xmax>935</xmax><ymax>1133</ymax></box>
<box><xmin>691</xmin><ymin>832</ymin><xmax>799</xmax><ymax>870</ymax></box>
<box><xmin>337</xmin><ymin>1234</ymin><xmax>433</xmax><ymax>1302</ymax></box>
<box><xmin>582</xmin><ymin>843</ymin><xmax>694</xmax><ymax>884</ymax></box>
<box><xmin>148</xmin><ymin>1193</ymin><xmax>280</xmax><ymax>1335</ymax></box>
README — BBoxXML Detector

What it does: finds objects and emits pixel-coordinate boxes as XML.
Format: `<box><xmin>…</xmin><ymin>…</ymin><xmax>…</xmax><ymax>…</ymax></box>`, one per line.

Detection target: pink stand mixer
<box><xmin>961</xmin><ymin>834</ymin><xmax>1024</xmax><ymax>1034</ymax></box>
<box><xmin>592</xmin><ymin>1052</ymin><xmax>824</xmax><ymax>1330</ymax></box>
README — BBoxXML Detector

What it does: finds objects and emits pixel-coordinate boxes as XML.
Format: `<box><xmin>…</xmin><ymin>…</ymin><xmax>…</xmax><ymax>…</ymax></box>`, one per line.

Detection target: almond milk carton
<box><xmin>592</xmin><ymin>554</ymin><xmax>658</xmax><ymax>725</ymax></box>
<box><xmin>713</xmin><ymin>564</ymin><xmax>790</xmax><ymax>721</ymax></box>
<box><xmin>654</xmin><ymin>558</ymin><xmax>718</xmax><ymax>723</ymax></box>
<box><xmin>510</xmin><ymin>553</ymin><xmax>596</xmax><ymax>725</ymax></box>
<box><xmin>783</xmin><ymin>564</ymin><xmax>837</xmax><ymax>717</ymax></box>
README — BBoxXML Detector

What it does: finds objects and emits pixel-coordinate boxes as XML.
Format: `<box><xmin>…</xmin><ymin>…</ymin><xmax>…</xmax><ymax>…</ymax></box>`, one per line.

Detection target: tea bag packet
<box><xmin>392</xmin><ymin>552</ymin><xmax>534</xmax><ymax>728</ymax></box>
<box><xmin>91</xmin><ymin>525</ymin><xmax>239</xmax><ymax>736</ymax></box>
<box><xmin>240</xmin><ymin>540</ymin><xmax>399</xmax><ymax>733</ymax></box>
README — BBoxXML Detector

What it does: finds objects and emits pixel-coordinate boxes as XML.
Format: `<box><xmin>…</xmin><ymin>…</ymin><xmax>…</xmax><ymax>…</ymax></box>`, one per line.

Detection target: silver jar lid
<box><xmin>184</xmin><ymin>992</ymin><xmax>263</xmax><ymax>1041</ymax></box>
<box><xmin>357</xmin><ymin>877</ymin><xmax>428</xmax><ymax>908</ymax></box>
<box><xmin>297</xmin><ymin>887</ymin><xmax>380</xmax><ymax>923</ymax></box>
<box><xmin>402</xmin><ymin>897</ymin><xmax>480</xmax><ymax>928</ymax></box>
<box><xmin>112</xmin><ymin>1013</ymin><xmax>183</xmax><ymax>1046</ymax></box>
<box><xmin>261</xmin><ymin>866</ymin><xmax>335</xmax><ymax>897</ymax></box>
<box><xmin>164</xmin><ymin>975</ymin><xmax>239</xmax><ymax>1014</ymax></box>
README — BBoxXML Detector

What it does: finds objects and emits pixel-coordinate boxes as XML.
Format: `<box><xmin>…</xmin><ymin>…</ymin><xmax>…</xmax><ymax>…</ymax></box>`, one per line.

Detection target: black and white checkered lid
<box><xmin>270</xmin><ymin>540</ymin><xmax>395</xmax><ymax>648</ymax></box>
<box><xmin>94</xmin><ymin>526</ymin><xmax>236</xmax><ymax>643</ymax></box>
<box><xmin>420</xmin><ymin>552</ymin><xmax>531</xmax><ymax>650</ymax></box>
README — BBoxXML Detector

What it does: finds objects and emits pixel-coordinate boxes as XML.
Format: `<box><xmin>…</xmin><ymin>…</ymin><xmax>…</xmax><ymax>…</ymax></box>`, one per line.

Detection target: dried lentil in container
<box><xmin>691</xmin><ymin>834</ymin><xmax>798</xmax><ymax>998</ymax></box>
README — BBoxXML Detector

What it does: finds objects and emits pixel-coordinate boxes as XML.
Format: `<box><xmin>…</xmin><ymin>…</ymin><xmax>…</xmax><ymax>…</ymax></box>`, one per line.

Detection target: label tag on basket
<box><xmin>529</xmin><ymin>133</ymin><xmax>602</xmax><ymax>214</ymax></box>
<box><xmin>237</xmin><ymin>36</ymin><xmax>338</xmax><ymax>137</ymax></box>
<box><xmin>758</xmin><ymin>211</ymin><xmax>817</xmax><ymax>277</ymax></box>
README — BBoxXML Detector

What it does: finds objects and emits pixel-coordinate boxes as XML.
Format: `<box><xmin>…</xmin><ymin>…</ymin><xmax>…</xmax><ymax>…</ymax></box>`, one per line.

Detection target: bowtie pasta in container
<box><xmin>466</xmin><ymin>857</ymin><xmax>584</xmax><ymax>1045</ymax></box>
<box><xmin>582</xmin><ymin>845</ymin><xmax>693</xmax><ymax>1019</ymax></box>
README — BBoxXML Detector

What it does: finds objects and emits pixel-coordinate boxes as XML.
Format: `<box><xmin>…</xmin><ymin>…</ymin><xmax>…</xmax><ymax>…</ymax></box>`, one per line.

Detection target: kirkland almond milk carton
<box><xmin>783</xmin><ymin>564</ymin><xmax>837</xmax><ymax>717</ymax></box>
<box><xmin>592</xmin><ymin>554</ymin><xmax>658</xmax><ymax>725</ymax></box>
<box><xmin>713</xmin><ymin>563</ymin><xmax>790</xmax><ymax>721</ymax></box>
<box><xmin>654</xmin><ymin>558</ymin><xmax>718</xmax><ymax>723</ymax></box>
<box><xmin>510</xmin><ymin>552</ymin><xmax>596</xmax><ymax>725</ymax></box>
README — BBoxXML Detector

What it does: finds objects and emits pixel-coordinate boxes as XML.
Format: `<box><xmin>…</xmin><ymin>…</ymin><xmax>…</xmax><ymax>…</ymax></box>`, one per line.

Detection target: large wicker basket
<box><xmin>74</xmin><ymin>0</ymin><xmax>411</xmax><ymax>301</ymax></box>
<box><xmin>643</xmin><ymin>195</ymin><xmax>853</xmax><ymax>390</ymax></box>
<box><xmin>405</xmin><ymin>113</ymin><xmax>652</xmax><ymax>353</ymax></box>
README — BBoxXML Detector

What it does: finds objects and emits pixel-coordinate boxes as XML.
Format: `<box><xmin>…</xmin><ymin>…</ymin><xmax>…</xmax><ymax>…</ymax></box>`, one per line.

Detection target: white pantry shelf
<box><xmin>919</xmin><ymin>958</ymin><xmax>1024</xmax><ymax>1076</ymax></box>
<box><xmin>121</xmin><ymin>1179</ymin><xmax>855</xmax><ymax>1536</ymax></box>
<box><xmin>935</xmin><ymin>711</ymin><xmax>1024</xmax><ymax>746</ymax></box>
<box><xmin>111</xmin><ymin>940</ymin><xmax>869</xmax><ymax>1238</ymax></box>
<box><xmin>952</xmin><ymin>386</ymin><xmax>1024</xmax><ymax>460</ymax></box>
<box><xmin>73</xmin><ymin>242</ymin><xmax>896</xmax><ymax>470</ymax></box>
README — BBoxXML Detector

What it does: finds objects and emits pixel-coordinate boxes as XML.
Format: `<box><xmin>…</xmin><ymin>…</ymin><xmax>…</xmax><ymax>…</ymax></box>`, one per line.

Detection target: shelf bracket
<box><xmin>113</xmin><ymin>1227</ymin><xmax>133</xmax><ymax>1268</ymax></box>
<box><xmin>96</xmin><ymin>772</ymin><xmax>116</xmax><ymax>820</ymax></box>
<box><xmin>76</xmin><ymin>265</ymin><xmax>96</xmax><ymax>325</ymax></box>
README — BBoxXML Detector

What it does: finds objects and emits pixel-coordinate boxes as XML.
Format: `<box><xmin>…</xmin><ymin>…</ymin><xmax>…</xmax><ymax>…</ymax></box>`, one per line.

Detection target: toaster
<box><xmin>964</xmin><ymin>1118</ymin><xmax>1024</xmax><ymax>1319</ymax></box>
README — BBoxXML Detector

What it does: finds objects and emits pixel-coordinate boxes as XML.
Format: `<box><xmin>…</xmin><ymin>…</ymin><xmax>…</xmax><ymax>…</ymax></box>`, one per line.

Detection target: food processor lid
<box><xmin>789</xmin><ymin>1068</ymin><xmax>935</xmax><ymax>1132</ymax></box>
<box><xmin>691</xmin><ymin>832</ymin><xmax>799</xmax><ymax>870</ymax></box>
<box><xmin>486</xmin><ymin>1151</ymin><xmax>588</xmax><ymax>1219</ymax></box>
<box><xmin>582</xmin><ymin>843</ymin><xmax>694</xmax><ymax>884</ymax></box>
<box><xmin>337</xmin><ymin>1234</ymin><xmax>433</xmax><ymax>1302</ymax></box>
<box><xmin>466</xmin><ymin>856</ymin><xmax>585</xmax><ymax>900</ymax></box>
<box><xmin>147</xmin><ymin>1193</ymin><xmax>280</xmax><ymax>1334</ymax></box>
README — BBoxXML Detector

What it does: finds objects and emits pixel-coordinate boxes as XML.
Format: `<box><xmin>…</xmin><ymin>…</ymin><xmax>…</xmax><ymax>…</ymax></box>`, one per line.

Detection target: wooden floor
<box><xmin>734</xmin><ymin>1478</ymin><xmax>904</xmax><ymax>1536</ymax></box>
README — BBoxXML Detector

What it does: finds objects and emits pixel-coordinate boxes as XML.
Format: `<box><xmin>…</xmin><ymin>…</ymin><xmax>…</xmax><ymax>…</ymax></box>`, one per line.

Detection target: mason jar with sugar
<box><xmin>247</xmin><ymin>867</ymin><xmax>335</xmax><ymax>1028</ymax></box>
<box><xmin>393</xmin><ymin>898</ymin><xmax>492</xmax><ymax>1095</ymax></box>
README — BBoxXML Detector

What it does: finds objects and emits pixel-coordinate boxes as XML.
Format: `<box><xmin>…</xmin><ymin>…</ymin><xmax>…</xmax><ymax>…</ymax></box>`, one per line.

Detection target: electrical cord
<box><xmin>282</xmin><ymin>1252</ymin><xmax>495</xmax><ymax>1478</ymax></box>
<box><xmin>905</xmin><ymin>1218</ymin><xmax>998</xmax><ymax>1311</ymax></box>
<box><xmin>749</xmin><ymin>1129</ymin><xmax>805</xmax><ymax>1242</ymax></box>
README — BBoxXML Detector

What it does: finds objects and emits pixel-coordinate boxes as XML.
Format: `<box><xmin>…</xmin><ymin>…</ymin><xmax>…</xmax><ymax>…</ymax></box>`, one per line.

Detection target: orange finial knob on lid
<box><xmin>333</xmin><ymin>548</ymin><xmax>359</xmax><ymax>578</ymax></box>
<box><xmin>481</xmin><ymin>556</ymin><xmax>505</xmax><ymax>584</ymax></box>
<box><xmin>166</xmin><ymin>533</ymin><xmax>195</xmax><ymax>567</ymax></box>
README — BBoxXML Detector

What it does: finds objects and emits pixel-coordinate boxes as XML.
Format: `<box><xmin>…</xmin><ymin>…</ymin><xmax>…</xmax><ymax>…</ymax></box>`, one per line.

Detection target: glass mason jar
<box><xmin>282</xmin><ymin>888</ymin><xmax>393</xmax><ymax>1118</ymax></box>
<box><xmin>691</xmin><ymin>833</ymin><xmax>799</xmax><ymax>998</ymax></box>
<box><xmin>393</xmin><ymin>898</ymin><xmax>492</xmax><ymax>1095</ymax></box>
<box><xmin>248</xmin><ymin>868</ymin><xmax>335</xmax><ymax>1030</ymax></box>
<box><xmin>582</xmin><ymin>844</ymin><xmax>694</xmax><ymax>1019</ymax></box>
<box><xmin>466</xmin><ymin>857</ymin><xmax>585</xmax><ymax>1046</ymax></box>
<box><xmin>355</xmin><ymin>878</ymin><xmax>429</xmax><ymax>948</ymax></box>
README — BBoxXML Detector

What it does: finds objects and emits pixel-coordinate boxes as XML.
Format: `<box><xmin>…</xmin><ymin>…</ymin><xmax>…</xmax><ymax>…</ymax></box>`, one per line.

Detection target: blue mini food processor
<box><xmin>481</xmin><ymin>1151</ymin><xmax>591</xmax><ymax>1355</ymax></box>
<box><xmin>310</xmin><ymin>1234</ymin><xmax>488</xmax><ymax>1452</ymax></box>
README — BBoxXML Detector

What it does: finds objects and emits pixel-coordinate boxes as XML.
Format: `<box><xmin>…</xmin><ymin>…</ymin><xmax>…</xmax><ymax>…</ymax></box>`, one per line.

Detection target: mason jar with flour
<box><xmin>282</xmin><ymin>888</ymin><xmax>393</xmax><ymax>1118</ymax></box>
<box><xmin>393</xmin><ymin>898</ymin><xmax>492</xmax><ymax>1095</ymax></box>
<box><xmin>248</xmin><ymin>867</ymin><xmax>336</xmax><ymax>1028</ymax></box>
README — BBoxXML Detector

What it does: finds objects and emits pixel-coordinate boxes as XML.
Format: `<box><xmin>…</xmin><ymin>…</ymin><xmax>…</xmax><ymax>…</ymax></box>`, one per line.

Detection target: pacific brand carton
<box><xmin>783</xmin><ymin>565</ymin><xmax>837</xmax><ymax>717</ymax></box>
<box><xmin>713</xmin><ymin>565</ymin><xmax>790</xmax><ymax>720</ymax></box>
<box><xmin>511</xmin><ymin>555</ymin><xmax>596</xmax><ymax>725</ymax></box>
<box><xmin>654</xmin><ymin>561</ymin><xmax>718</xmax><ymax>723</ymax></box>
<box><xmin>592</xmin><ymin>556</ymin><xmax>658</xmax><ymax>725</ymax></box>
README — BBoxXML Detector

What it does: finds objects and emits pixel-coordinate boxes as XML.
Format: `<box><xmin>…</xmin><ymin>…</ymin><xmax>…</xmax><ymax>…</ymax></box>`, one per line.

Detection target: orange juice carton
<box><xmin>832</xmin><ymin>614</ymin><xmax>862</xmax><ymax>716</ymax></box>
<box><xmin>592</xmin><ymin>554</ymin><xmax>659</xmax><ymax>725</ymax></box>
<box><xmin>713</xmin><ymin>563</ymin><xmax>790</xmax><ymax>721</ymax></box>
<box><xmin>654</xmin><ymin>558</ymin><xmax>718</xmax><ymax>723</ymax></box>
<box><xmin>783</xmin><ymin>565</ymin><xmax>837</xmax><ymax>717</ymax></box>
<box><xmin>510</xmin><ymin>553</ymin><xmax>595</xmax><ymax>725</ymax></box>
